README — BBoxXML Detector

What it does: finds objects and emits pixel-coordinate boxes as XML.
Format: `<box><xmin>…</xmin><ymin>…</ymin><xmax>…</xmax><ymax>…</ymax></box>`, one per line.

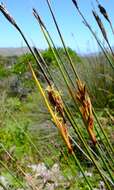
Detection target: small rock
<box><xmin>0</xmin><ymin>176</ymin><xmax>9</xmax><ymax>188</ymax></box>
<box><xmin>28</xmin><ymin>163</ymin><xmax>48</xmax><ymax>178</ymax></box>
<box><xmin>51</xmin><ymin>163</ymin><xmax>60</xmax><ymax>174</ymax></box>
<box><xmin>79</xmin><ymin>171</ymin><xmax>92</xmax><ymax>178</ymax></box>
<box><xmin>27</xmin><ymin>162</ymin><xmax>70</xmax><ymax>189</ymax></box>
<box><xmin>44</xmin><ymin>183</ymin><xmax>55</xmax><ymax>190</ymax></box>
<box><xmin>84</xmin><ymin>171</ymin><xmax>92</xmax><ymax>177</ymax></box>
<box><xmin>99</xmin><ymin>181</ymin><xmax>106</xmax><ymax>190</ymax></box>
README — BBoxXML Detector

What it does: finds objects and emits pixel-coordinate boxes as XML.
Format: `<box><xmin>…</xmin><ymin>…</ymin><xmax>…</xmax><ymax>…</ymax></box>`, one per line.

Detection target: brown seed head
<box><xmin>56</xmin><ymin>116</ymin><xmax>73</xmax><ymax>153</ymax></box>
<box><xmin>72</xmin><ymin>0</ymin><xmax>79</xmax><ymax>9</ymax></box>
<box><xmin>98</xmin><ymin>4</ymin><xmax>110</xmax><ymax>23</ymax></box>
<box><xmin>76</xmin><ymin>80</ymin><xmax>97</xmax><ymax>145</ymax></box>
<box><xmin>76</xmin><ymin>79</ymin><xmax>86</xmax><ymax>104</ymax></box>
<box><xmin>33</xmin><ymin>8</ymin><xmax>46</xmax><ymax>29</ymax></box>
<box><xmin>92</xmin><ymin>10</ymin><xmax>108</xmax><ymax>42</ymax></box>
<box><xmin>0</xmin><ymin>3</ymin><xmax>17</xmax><ymax>27</ymax></box>
<box><xmin>46</xmin><ymin>85</ymin><xmax>64</xmax><ymax>118</ymax></box>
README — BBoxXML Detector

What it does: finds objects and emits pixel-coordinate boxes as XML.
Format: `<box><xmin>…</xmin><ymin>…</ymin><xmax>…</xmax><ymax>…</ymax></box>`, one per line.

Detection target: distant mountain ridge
<box><xmin>0</xmin><ymin>47</ymin><xmax>35</xmax><ymax>56</ymax></box>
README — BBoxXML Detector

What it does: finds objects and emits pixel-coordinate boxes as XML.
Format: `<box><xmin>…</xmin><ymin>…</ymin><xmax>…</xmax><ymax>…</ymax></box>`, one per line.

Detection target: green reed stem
<box><xmin>95</xmin><ymin>144</ymin><xmax>114</xmax><ymax>182</ymax></box>
<box><xmin>93</xmin><ymin>110</ymin><xmax>114</xmax><ymax>155</ymax></box>
<box><xmin>33</xmin><ymin>10</ymin><xmax>76</xmax><ymax>90</ymax></box>
<box><xmin>64</xmin><ymin>105</ymin><xmax>113</xmax><ymax>189</ymax></box>
<box><xmin>46</xmin><ymin>0</ymin><xmax>80</xmax><ymax>80</ymax></box>
<box><xmin>38</xmin><ymin>14</ymin><xmax>114</xmax><ymax>164</ymax></box>
<box><xmin>72</xmin><ymin>2</ymin><xmax>114</xmax><ymax>156</ymax></box>
<box><xmin>37</xmin><ymin>15</ymin><xmax>114</xmax><ymax>178</ymax></box>
<box><xmin>30</xmin><ymin>62</ymin><xmax>94</xmax><ymax>190</ymax></box>
<box><xmin>72</xmin><ymin>152</ymin><xmax>93</xmax><ymax>190</ymax></box>
<box><xmin>72</xmin><ymin>2</ymin><xmax>114</xmax><ymax>70</ymax></box>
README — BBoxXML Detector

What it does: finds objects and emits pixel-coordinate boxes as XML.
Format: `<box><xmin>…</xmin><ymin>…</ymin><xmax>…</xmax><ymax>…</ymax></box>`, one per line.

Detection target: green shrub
<box><xmin>6</xmin><ymin>97</ymin><xmax>22</xmax><ymax>111</ymax></box>
<box><xmin>0</xmin><ymin>119</ymin><xmax>31</xmax><ymax>160</ymax></box>
<box><xmin>0</xmin><ymin>64</ymin><xmax>10</xmax><ymax>79</ymax></box>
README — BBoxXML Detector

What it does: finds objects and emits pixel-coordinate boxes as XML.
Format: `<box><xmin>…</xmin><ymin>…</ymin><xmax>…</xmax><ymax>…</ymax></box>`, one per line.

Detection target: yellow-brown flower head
<box><xmin>46</xmin><ymin>85</ymin><xmax>64</xmax><ymax>118</ymax></box>
<box><xmin>76</xmin><ymin>80</ymin><xmax>97</xmax><ymax>145</ymax></box>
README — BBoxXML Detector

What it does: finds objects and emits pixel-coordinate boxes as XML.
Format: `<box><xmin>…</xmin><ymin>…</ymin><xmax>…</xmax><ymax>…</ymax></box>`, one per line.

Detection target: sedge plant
<box><xmin>0</xmin><ymin>2</ymin><xmax>114</xmax><ymax>189</ymax></box>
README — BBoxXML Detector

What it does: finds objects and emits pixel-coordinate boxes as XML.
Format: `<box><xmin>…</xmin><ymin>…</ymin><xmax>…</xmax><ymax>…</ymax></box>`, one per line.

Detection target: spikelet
<box><xmin>55</xmin><ymin>116</ymin><xmax>73</xmax><ymax>153</ymax></box>
<box><xmin>98</xmin><ymin>4</ymin><xmax>114</xmax><ymax>35</ymax></box>
<box><xmin>98</xmin><ymin>4</ymin><xmax>110</xmax><ymax>23</ymax></box>
<box><xmin>72</xmin><ymin>0</ymin><xmax>79</xmax><ymax>9</ymax></box>
<box><xmin>46</xmin><ymin>85</ymin><xmax>73</xmax><ymax>153</ymax></box>
<box><xmin>33</xmin><ymin>8</ymin><xmax>46</xmax><ymax>29</ymax></box>
<box><xmin>0</xmin><ymin>3</ymin><xmax>17</xmax><ymax>27</ymax></box>
<box><xmin>76</xmin><ymin>80</ymin><xmax>97</xmax><ymax>145</ymax></box>
<box><xmin>29</xmin><ymin>62</ymin><xmax>73</xmax><ymax>154</ymax></box>
<box><xmin>92</xmin><ymin>10</ymin><xmax>108</xmax><ymax>43</ymax></box>
<box><xmin>46</xmin><ymin>85</ymin><xmax>65</xmax><ymax>119</ymax></box>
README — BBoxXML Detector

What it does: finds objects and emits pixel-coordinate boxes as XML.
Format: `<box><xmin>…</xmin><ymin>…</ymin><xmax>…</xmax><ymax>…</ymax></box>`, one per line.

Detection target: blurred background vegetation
<box><xmin>0</xmin><ymin>47</ymin><xmax>114</xmax><ymax>189</ymax></box>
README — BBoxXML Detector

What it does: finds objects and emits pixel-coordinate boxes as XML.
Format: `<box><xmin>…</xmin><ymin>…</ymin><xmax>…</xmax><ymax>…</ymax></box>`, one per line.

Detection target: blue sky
<box><xmin>0</xmin><ymin>0</ymin><xmax>114</xmax><ymax>54</ymax></box>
